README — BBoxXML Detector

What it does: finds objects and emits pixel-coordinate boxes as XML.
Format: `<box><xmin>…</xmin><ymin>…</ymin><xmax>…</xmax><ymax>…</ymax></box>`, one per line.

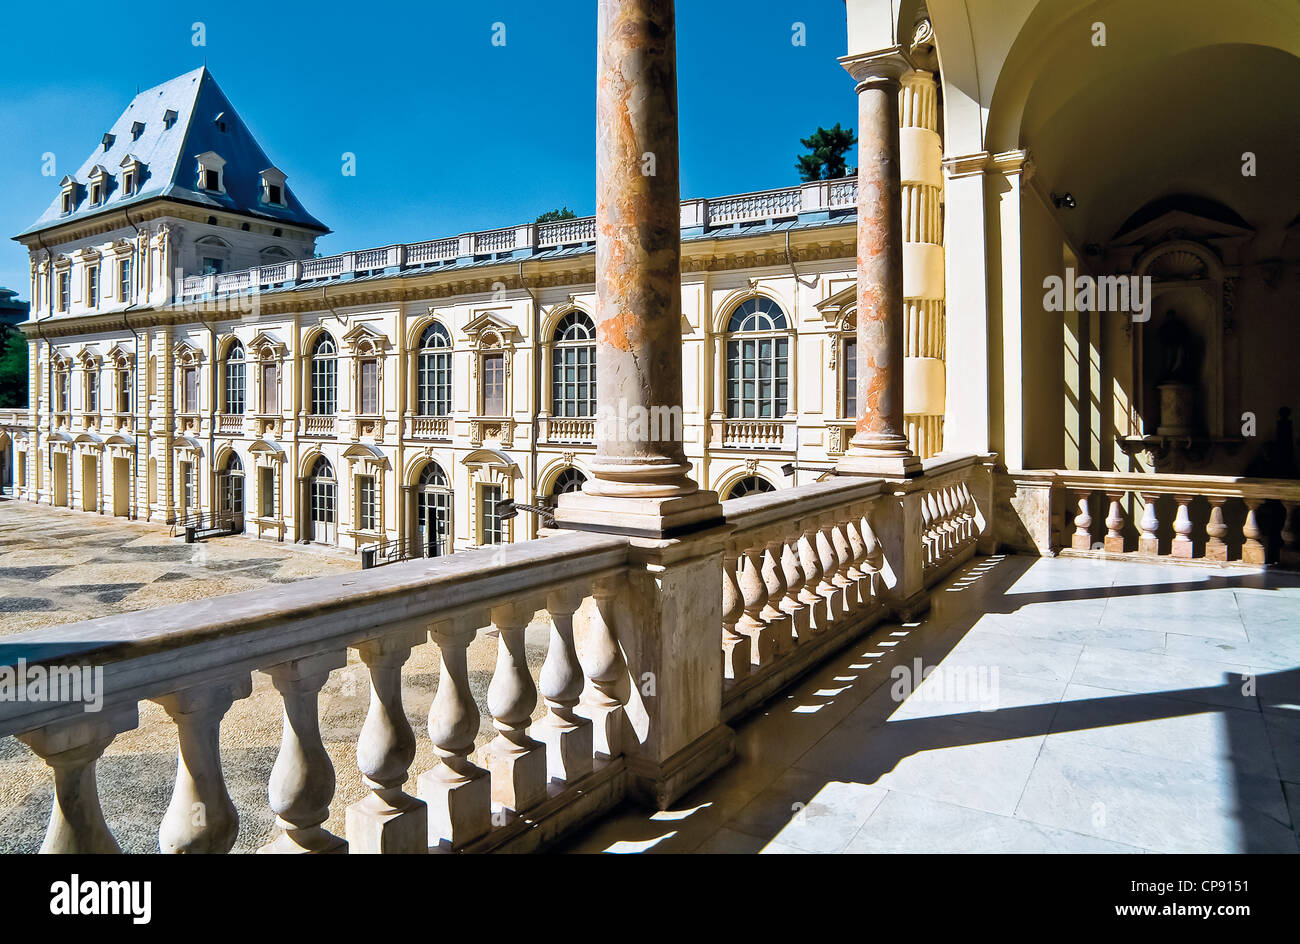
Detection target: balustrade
<box><xmin>1048</xmin><ymin>471</ymin><xmax>1300</xmax><ymax>566</ymax></box>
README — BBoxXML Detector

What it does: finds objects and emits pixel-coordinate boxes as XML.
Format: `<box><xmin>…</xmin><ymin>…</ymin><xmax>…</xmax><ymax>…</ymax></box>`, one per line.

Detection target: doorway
<box><xmin>415</xmin><ymin>461</ymin><xmax>453</xmax><ymax>557</ymax></box>
<box><xmin>112</xmin><ymin>457</ymin><xmax>129</xmax><ymax>517</ymax></box>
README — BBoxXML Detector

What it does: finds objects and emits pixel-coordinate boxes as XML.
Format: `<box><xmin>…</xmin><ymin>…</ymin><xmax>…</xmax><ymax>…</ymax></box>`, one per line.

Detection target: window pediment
<box><xmin>76</xmin><ymin>346</ymin><xmax>102</xmax><ymax>368</ymax></box>
<box><xmin>173</xmin><ymin>340</ymin><xmax>203</xmax><ymax>365</ymax></box>
<box><xmin>464</xmin><ymin>311</ymin><xmax>521</xmax><ymax>347</ymax></box>
<box><xmin>248</xmin><ymin>331</ymin><xmax>287</xmax><ymax>359</ymax></box>
<box><xmin>341</xmin><ymin>322</ymin><xmax>391</xmax><ymax>355</ymax></box>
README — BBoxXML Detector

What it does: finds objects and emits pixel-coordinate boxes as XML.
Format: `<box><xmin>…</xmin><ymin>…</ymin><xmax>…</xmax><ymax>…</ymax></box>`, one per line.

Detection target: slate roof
<box><xmin>16</xmin><ymin>67</ymin><xmax>328</xmax><ymax>239</ymax></box>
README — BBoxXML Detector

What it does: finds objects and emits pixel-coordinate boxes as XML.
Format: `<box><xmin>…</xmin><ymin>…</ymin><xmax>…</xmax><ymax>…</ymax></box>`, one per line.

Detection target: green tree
<box><xmin>795</xmin><ymin>123</ymin><xmax>857</xmax><ymax>181</ymax></box>
<box><xmin>535</xmin><ymin>207</ymin><xmax>578</xmax><ymax>223</ymax></box>
<box><xmin>0</xmin><ymin>325</ymin><xmax>28</xmax><ymax>408</ymax></box>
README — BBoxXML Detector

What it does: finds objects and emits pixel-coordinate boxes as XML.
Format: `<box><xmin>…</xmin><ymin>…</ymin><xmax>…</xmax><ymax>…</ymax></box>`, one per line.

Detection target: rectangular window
<box><xmin>118</xmin><ymin>369</ymin><xmax>131</xmax><ymax>413</ymax></box>
<box><xmin>482</xmin><ymin>352</ymin><xmax>505</xmax><ymax>416</ymax></box>
<box><xmin>261</xmin><ymin>361</ymin><xmax>279</xmax><ymax>413</ymax></box>
<box><xmin>480</xmin><ymin>484</ymin><xmax>504</xmax><ymax>545</ymax></box>
<box><xmin>86</xmin><ymin>265</ymin><xmax>98</xmax><ymax>308</ymax></box>
<box><xmin>91</xmin><ymin>184</ymin><xmax>102</xmax><ymax>206</ymax></box>
<box><xmin>86</xmin><ymin>370</ymin><xmax>98</xmax><ymax>412</ymax></box>
<box><xmin>267</xmin><ymin>184</ymin><xmax>282</xmax><ymax>204</ymax></box>
<box><xmin>61</xmin><ymin>192</ymin><xmax>73</xmax><ymax>214</ymax></box>
<box><xmin>183</xmin><ymin>367</ymin><xmax>198</xmax><ymax>413</ymax></box>
<box><xmin>201</xmin><ymin>257</ymin><xmax>224</xmax><ymax>275</ymax></box>
<box><xmin>58</xmin><ymin>272</ymin><xmax>70</xmax><ymax>312</ymax></box>
<box><xmin>56</xmin><ymin>372</ymin><xmax>68</xmax><ymax>412</ymax></box>
<box><xmin>204</xmin><ymin>169</ymin><xmax>220</xmax><ymax>191</ymax></box>
<box><xmin>181</xmin><ymin>462</ymin><xmax>195</xmax><ymax>509</ymax></box>
<box><xmin>119</xmin><ymin>258</ymin><xmax>132</xmax><ymax>302</ymax></box>
<box><xmin>359</xmin><ymin>359</ymin><xmax>379</xmax><ymax>415</ymax></box>
<box><xmin>123</xmin><ymin>171</ymin><xmax>135</xmax><ymax>196</ymax></box>
<box><xmin>842</xmin><ymin>336</ymin><xmax>857</xmax><ymax>418</ymax></box>
<box><xmin>358</xmin><ymin>475</ymin><xmax>377</xmax><ymax>531</ymax></box>
<box><xmin>417</xmin><ymin>351</ymin><xmax>451</xmax><ymax>416</ymax></box>
<box><xmin>259</xmin><ymin>466</ymin><xmax>275</xmax><ymax>518</ymax></box>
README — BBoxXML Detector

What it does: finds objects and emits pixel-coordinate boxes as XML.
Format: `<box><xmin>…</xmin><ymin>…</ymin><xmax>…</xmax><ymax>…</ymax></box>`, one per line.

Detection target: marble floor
<box><xmin>559</xmin><ymin>554</ymin><xmax>1300</xmax><ymax>854</ymax></box>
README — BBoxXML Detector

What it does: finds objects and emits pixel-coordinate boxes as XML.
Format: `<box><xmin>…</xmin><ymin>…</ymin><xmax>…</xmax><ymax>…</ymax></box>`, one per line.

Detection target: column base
<box><xmin>836</xmin><ymin>451</ymin><xmax>923</xmax><ymax>479</ymax></box>
<box><xmin>625</xmin><ymin>723</ymin><xmax>735</xmax><ymax>810</ymax></box>
<box><xmin>555</xmin><ymin>488</ymin><xmax>723</xmax><ymax>539</ymax></box>
<box><xmin>344</xmin><ymin>792</ymin><xmax>426</xmax><ymax>855</ymax></box>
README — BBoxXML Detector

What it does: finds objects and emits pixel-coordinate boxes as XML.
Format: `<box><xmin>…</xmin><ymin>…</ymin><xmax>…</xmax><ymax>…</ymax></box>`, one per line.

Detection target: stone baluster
<box><xmin>419</xmin><ymin>617</ymin><xmax>491</xmax><ymax>850</ymax></box>
<box><xmin>536</xmin><ymin>586</ymin><xmax>594</xmax><ymax>786</ymax></box>
<box><xmin>780</xmin><ymin>537</ymin><xmax>810</xmax><ymax>643</ymax></box>
<box><xmin>939</xmin><ymin>488</ymin><xmax>957</xmax><ymax>557</ymax></box>
<box><xmin>18</xmin><ymin>707</ymin><xmax>138</xmax><ymax>854</ymax></box>
<box><xmin>844</xmin><ymin>507</ymin><xmax>871</xmax><ymax>605</ymax></box>
<box><xmin>156</xmin><ymin>676</ymin><xmax>252</xmax><ymax>854</ymax></box>
<box><xmin>346</xmin><ymin>631</ymin><xmax>427</xmax><ymax>854</ymax></box>
<box><xmin>831</xmin><ymin>516</ymin><xmax>857</xmax><ymax>610</ymax></box>
<box><xmin>1138</xmin><ymin>493</ymin><xmax>1161</xmax><ymax>555</ymax></box>
<box><xmin>817</xmin><ymin>517</ymin><xmax>847</xmax><ymax>620</ymax></box>
<box><xmin>1071</xmin><ymin>491</ymin><xmax>1094</xmax><ymax>550</ymax></box>
<box><xmin>1280</xmin><ymin>500</ymin><xmax>1300</xmax><ymax>568</ymax></box>
<box><xmin>1241</xmin><ymin>499</ymin><xmax>1266</xmax><ymax>564</ymax></box>
<box><xmin>1103</xmin><ymin>492</ymin><xmax>1126</xmax><ymax>553</ymax></box>
<box><xmin>738</xmin><ymin>542</ymin><xmax>775</xmax><ymax>666</ymax></box>
<box><xmin>482</xmin><ymin>600</ymin><xmax>546</xmax><ymax>816</ymax></box>
<box><xmin>760</xmin><ymin>538</ymin><xmax>794</xmax><ymax>655</ymax></box>
<box><xmin>920</xmin><ymin>492</ymin><xmax>936</xmax><ymax>565</ymax></box>
<box><xmin>797</xmin><ymin>526</ymin><xmax>828</xmax><ymax>633</ymax></box>
<box><xmin>1205</xmin><ymin>498</ymin><xmax>1230</xmax><ymax>561</ymax></box>
<box><xmin>576</xmin><ymin>575</ymin><xmax>629</xmax><ymax>760</ymax></box>
<box><xmin>1171</xmin><ymin>496</ymin><xmax>1195</xmax><ymax>559</ymax></box>
<box><xmin>262</xmin><ymin>651</ymin><xmax>347</xmax><ymax>854</ymax></box>
<box><xmin>720</xmin><ymin>551</ymin><xmax>750</xmax><ymax>680</ymax></box>
<box><xmin>859</xmin><ymin>507</ymin><xmax>885</xmax><ymax>601</ymax></box>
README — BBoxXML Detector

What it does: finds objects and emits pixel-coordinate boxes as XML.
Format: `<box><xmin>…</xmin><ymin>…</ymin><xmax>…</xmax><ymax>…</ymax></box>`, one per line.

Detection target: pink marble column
<box><xmin>838</xmin><ymin>52</ymin><xmax>921</xmax><ymax>479</ymax></box>
<box><xmin>557</xmin><ymin>0</ymin><xmax>720</xmax><ymax>535</ymax></box>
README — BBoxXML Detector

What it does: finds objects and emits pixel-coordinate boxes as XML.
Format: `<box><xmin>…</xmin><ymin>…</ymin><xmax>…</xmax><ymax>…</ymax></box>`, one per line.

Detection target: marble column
<box><xmin>555</xmin><ymin>0</ymin><xmax>721</xmax><ymax>536</ymax></box>
<box><xmin>837</xmin><ymin>49</ymin><xmax>921</xmax><ymax>479</ymax></box>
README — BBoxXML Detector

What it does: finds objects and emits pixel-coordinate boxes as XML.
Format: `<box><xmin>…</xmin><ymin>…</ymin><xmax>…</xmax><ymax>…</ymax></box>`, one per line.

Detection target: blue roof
<box><xmin>16</xmin><ymin>67</ymin><xmax>328</xmax><ymax>239</ymax></box>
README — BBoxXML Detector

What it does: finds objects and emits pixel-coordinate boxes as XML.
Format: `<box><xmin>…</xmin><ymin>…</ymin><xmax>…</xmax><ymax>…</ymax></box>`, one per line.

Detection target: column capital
<box><xmin>839</xmin><ymin>47</ymin><xmax>913</xmax><ymax>87</ymax></box>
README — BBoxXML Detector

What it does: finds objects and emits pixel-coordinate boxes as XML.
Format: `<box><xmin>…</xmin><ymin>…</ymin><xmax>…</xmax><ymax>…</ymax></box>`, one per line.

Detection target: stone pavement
<box><xmin>0</xmin><ymin>499</ymin><xmax>358</xmax><ymax>636</ymax></box>
<box><xmin>559</xmin><ymin>555</ymin><xmax>1300</xmax><ymax>853</ymax></box>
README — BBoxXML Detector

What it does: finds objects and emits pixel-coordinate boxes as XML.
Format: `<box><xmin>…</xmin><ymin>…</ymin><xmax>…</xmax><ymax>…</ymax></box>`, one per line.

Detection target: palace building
<box><xmin>2</xmin><ymin>66</ymin><xmax>944</xmax><ymax>555</ymax></box>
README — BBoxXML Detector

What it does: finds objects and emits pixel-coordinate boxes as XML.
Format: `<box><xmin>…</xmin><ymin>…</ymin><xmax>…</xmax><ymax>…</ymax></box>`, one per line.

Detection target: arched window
<box><xmin>551</xmin><ymin>310</ymin><xmax>596</xmax><ymax>418</ymax></box>
<box><xmin>416</xmin><ymin>461</ymin><xmax>452</xmax><ymax>557</ymax></box>
<box><xmin>839</xmin><ymin>312</ymin><xmax>857</xmax><ymax>419</ymax></box>
<box><xmin>310</xmin><ymin>333</ymin><xmax>337</xmax><ymax>415</ymax></box>
<box><xmin>725</xmin><ymin>476</ymin><xmax>776</xmax><ymax>500</ymax></box>
<box><xmin>224</xmin><ymin>340</ymin><xmax>245</xmax><ymax>415</ymax></box>
<box><xmin>195</xmin><ymin>235</ymin><xmax>231</xmax><ymax>275</ymax></box>
<box><xmin>550</xmin><ymin>467</ymin><xmax>587</xmax><ymax>497</ymax></box>
<box><xmin>417</xmin><ymin>322</ymin><xmax>452</xmax><ymax>416</ymax></box>
<box><xmin>725</xmin><ymin>297</ymin><xmax>790</xmax><ymax>419</ymax></box>
<box><xmin>307</xmin><ymin>455</ymin><xmax>336</xmax><ymax>543</ymax></box>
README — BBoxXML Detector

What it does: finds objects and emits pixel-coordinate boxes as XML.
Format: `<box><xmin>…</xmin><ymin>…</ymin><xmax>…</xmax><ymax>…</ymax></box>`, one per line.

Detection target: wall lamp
<box><xmin>1051</xmin><ymin>192</ymin><xmax>1076</xmax><ymax>210</ymax></box>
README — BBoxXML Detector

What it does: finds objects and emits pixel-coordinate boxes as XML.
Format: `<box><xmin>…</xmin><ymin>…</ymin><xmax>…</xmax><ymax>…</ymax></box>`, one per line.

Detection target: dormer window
<box><xmin>131</xmin><ymin>121</ymin><xmax>145</xmax><ymax>140</ymax></box>
<box><xmin>101</xmin><ymin>132</ymin><xmax>115</xmax><ymax>151</ymax></box>
<box><xmin>119</xmin><ymin>155</ymin><xmax>144</xmax><ymax>198</ymax></box>
<box><xmin>58</xmin><ymin>176</ymin><xmax>78</xmax><ymax>215</ymax></box>
<box><xmin>259</xmin><ymin>167</ymin><xmax>287</xmax><ymax>207</ymax></box>
<box><xmin>87</xmin><ymin>166</ymin><xmax>110</xmax><ymax>207</ymax></box>
<box><xmin>195</xmin><ymin>151</ymin><xmax>227</xmax><ymax>194</ymax></box>
<box><xmin>163</xmin><ymin>109</ymin><xmax>177</xmax><ymax>130</ymax></box>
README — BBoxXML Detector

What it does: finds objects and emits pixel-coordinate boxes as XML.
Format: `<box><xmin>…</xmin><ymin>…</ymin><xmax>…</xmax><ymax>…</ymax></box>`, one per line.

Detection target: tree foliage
<box><xmin>535</xmin><ymin>207</ymin><xmax>578</xmax><ymax>223</ymax></box>
<box><xmin>795</xmin><ymin>123</ymin><xmax>857</xmax><ymax>181</ymax></box>
<box><xmin>0</xmin><ymin>325</ymin><xmax>28</xmax><ymax>408</ymax></box>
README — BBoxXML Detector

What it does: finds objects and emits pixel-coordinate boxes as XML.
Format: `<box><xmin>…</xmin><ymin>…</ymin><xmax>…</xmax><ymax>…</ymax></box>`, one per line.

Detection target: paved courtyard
<box><xmin>0</xmin><ymin>499</ymin><xmax>359</xmax><ymax>636</ymax></box>
<box><xmin>561</xmin><ymin>555</ymin><xmax>1300</xmax><ymax>853</ymax></box>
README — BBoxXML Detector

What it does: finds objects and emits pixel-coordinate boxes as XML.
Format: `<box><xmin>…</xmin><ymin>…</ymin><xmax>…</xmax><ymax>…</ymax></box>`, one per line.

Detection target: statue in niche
<box><xmin>1154</xmin><ymin>309</ymin><xmax>1200</xmax><ymax>436</ymax></box>
<box><xmin>1156</xmin><ymin>309</ymin><xmax>1198</xmax><ymax>383</ymax></box>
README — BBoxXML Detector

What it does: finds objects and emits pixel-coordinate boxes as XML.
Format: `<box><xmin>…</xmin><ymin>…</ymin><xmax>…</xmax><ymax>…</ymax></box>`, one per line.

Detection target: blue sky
<box><xmin>0</xmin><ymin>0</ymin><xmax>855</xmax><ymax>295</ymax></box>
